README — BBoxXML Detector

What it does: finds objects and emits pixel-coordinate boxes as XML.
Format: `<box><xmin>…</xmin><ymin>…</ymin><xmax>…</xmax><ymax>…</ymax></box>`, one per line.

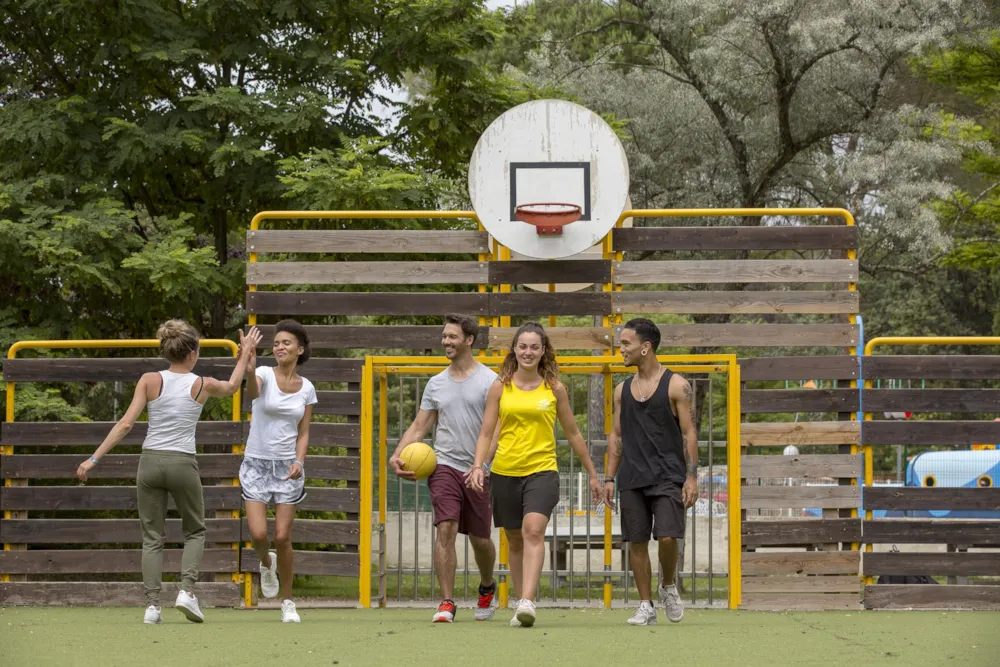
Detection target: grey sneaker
<box><xmin>627</xmin><ymin>601</ymin><xmax>657</xmax><ymax>626</ymax></box>
<box><xmin>658</xmin><ymin>584</ymin><xmax>684</xmax><ymax>623</ymax></box>
<box><xmin>474</xmin><ymin>582</ymin><xmax>497</xmax><ymax>621</ymax></box>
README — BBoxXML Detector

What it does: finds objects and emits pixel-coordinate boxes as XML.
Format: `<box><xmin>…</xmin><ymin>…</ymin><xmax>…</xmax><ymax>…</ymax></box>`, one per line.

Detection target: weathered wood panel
<box><xmin>863</xmin><ymin>552</ymin><xmax>1000</xmax><ymax>577</ymax></box>
<box><xmin>742</xmin><ymin>551</ymin><xmax>860</xmax><ymax>576</ymax></box>
<box><xmin>254</xmin><ymin>356</ymin><xmax>364</xmax><ymax>382</ymax></box>
<box><xmin>0</xmin><ymin>582</ymin><xmax>242</xmax><ymax>607</ymax></box>
<box><xmin>742</xmin><ymin>454</ymin><xmax>861</xmax><ymax>479</ymax></box>
<box><xmin>248</xmin><ymin>229</ymin><xmax>489</xmax><ymax>254</ymax></box>
<box><xmin>489</xmin><ymin>292</ymin><xmax>610</xmax><ymax>316</ymax></box>
<box><xmin>864</xmin><ymin>487</ymin><xmax>1000</xmax><ymax>512</ymax></box>
<box><xmin>246</xmin><ymin>291</ymin><xmax>488</xmax><ymax>316</ymax></box>
<box><xmin>614</xmin><ymin>259</ymin><xmax>858</xmax><ymax>284</ymax></box>
<box><xmin>240</xmin><ymin>549</ymin><xmax>358</xmax><ymax>576</ymax></box>
<box><xmin>612</xmin><ymin>225</ymin><xmax>858</xmax><ymax>251</ymax></box>
<box><xmin>641</xmin><ymin>324</ymin><xmax>859</xmax><ymax>348</ymax></box>
<box><xmin>741</xmin><ymin>593</ymin><xmax>861</xmax><ymax>611</ymax></box>
<box><xmin>295</xmin><ymin>487</ymin><xmax>360</xmax><ymax>513</ymax></box>
<box><xmin>742</xmin><ymin>519</ymin><xmax>861</xmax><ymax>546</ymax></box>
<box><xmin>740</xmin><ymin>421</ymin><xmax>860</xmax><ymax>447</ymax></box>
<box><xmin>742</xmin><ymin>389</ymin><xmax>859</xmax><ymax>414</ymax></box>
<box><xmin>487</xmin><ymin>327</ymin><xmax>613</xmax><ymax>350</ymax></box>
<box><xmin>612</xmin><ymin>290</ymin><xmax>859</xmax><ymax>315</ymax></box>
<box><xmin>741</xmin><ymin>486</ymin><xmax>860</xmax><ymax>509</ymax></box>
<box><xmin>864</xmin><ymin>584</ymin><xmax>1000</xmax><ymax>610</ymax></box>
<box><xmin>739</xmin><ymin>356</ymin><xmax>859</xmax><ymax>381</ymax></box>
<box><xmin>489</xmin><ymin>260</ymin><xmax>610</xmax><ymax>285</ymax></box>
<box><xmin>742</xmin><ymin>576</ymin><xmax>859</xmax><ymax>594</ymax></box>
<box><xmin>863</xmin><ymin>355</ymin><xmax>1000</xmax><ymax>380</ymax></box>
<box><xmin>247</xmin><ymin>261</ymin><xmax>487</xmax><ymax>286</ymax></box>
<box><xmin>3</xmin><ymin>357</ymin><xmax>240</xmax><ymax>382</ymax></box>
<box><xmin>252</xmin><ymin>325</ymin><xmax>488</xmax><ymax>351</ymax></box>
<box><xmin>241</xmin><ymin>519</ymin><xmax>360</xmax><ymax>545</ymax></box>
<box><xmin>0</xmin><ymin>486</ymin><xmax>242</xmax><ymax>511</ymax></box>
<box><xmin>0</xmin><ymin>422</ymin><xmax>241</xmax><ymax>447</ymax></box>
<box><xmin>0</xmin><ymin>549</ymin><xmax>238</xmax><ymax>574</ymax></box>
<box><xmin>863</xmin><ymin>421</ymin><xmax>1000</xmax><ymax>446</ymax></box>
<box><xmin>0</xmin><ymin>519</ymin><xmax>240</xmax><ymax>544</ymax></box>
<box><xmin>863</xmin><ymin>520</ymin><xmax>1000</xmax><ymax>544</ymax></box>
<box><xmin>864</xmin><ymin>389</ymin><xmax>1000</xmax><ymax>413</ymax></box>
<box><xmin>310</xmin><ymin>423</ymin><xmax>361</xmax><ymax>448</ymax></box>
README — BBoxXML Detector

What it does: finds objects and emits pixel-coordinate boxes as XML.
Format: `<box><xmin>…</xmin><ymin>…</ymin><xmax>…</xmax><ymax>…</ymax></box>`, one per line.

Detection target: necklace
<box><xmin>636</xmin><ymin>366</ymin><xmax>664</xmax><ymax>401</ymax></box>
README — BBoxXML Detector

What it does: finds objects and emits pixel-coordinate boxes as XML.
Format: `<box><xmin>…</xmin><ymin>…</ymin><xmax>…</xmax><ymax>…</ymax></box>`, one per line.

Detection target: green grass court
<box><xmin>2</xmin><ymin>607</ymin><xmax>998</xmax><ymax>667</ymax></box>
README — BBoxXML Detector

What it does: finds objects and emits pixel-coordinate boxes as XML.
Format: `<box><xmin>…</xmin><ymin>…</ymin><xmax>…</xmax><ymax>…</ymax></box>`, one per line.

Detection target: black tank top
<box><xmin>618</xmin><ymin>370</ymin><xmax>686</xmax><ymax>490</ymax></box>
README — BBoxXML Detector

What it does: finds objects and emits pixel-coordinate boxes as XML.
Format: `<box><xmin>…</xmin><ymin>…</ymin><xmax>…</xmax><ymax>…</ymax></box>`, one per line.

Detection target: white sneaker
<box><xmin>175</xmin><ymin>590</ymin><xmax>204</xmax><ymax>623</ymax></box>
<box><xmin>143</xmin><ymin>605</ymin><xmax>162</xmax><ymax>624</ymax></box>
<box><xmin>658</xmin><ymin>584</ymin><xmax>684</xmax><ymax>623</ymax></box>
<box><xmin>514</xmin><ymin>598</ymin><xmax>536</xmax><ymax>628</ymax></box>
<box><xmin>281</xmin><ymin>599</ymin><xmax>300</xmax><ymax>623</ymax></box>
<box><xmin>260</xmin><ymin>551</ymin><xmax>279</xmax><ymax>599</ymax></box>
<box><xmin>508</xmin><ymin>597</ymin><xmax>522</xmax><ymax>626</ymax></box>
<box><xmin>627</xmin><ymin>601</ymin><xmax>657</xmax><ymax>626</ymax></box>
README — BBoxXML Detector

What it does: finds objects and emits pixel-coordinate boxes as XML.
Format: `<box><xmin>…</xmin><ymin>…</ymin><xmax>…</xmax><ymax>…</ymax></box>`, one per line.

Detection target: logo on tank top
<box><xmin>536</xmin><ymin>398</ymin><xmax>552</xmax><ymax>411</ymax></box>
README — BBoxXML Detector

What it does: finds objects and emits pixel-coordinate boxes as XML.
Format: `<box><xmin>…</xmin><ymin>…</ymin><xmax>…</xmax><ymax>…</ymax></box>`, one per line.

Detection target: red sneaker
<box><xmin>432</xmin><ymin>599</ymin><xmax>456</xmax><ymax>623</ymax></box>
<box><xmin>475</xmin><ymin>582</ymin><xmax>497</xmax><ymax>621</ymax></box>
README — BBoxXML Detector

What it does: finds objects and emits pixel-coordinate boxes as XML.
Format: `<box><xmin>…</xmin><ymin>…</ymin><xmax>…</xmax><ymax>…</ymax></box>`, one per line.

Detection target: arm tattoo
<box><xmin>681</xmin><ymin>381</ymin><xmax>698</xmax><ymax>477</ymax></box>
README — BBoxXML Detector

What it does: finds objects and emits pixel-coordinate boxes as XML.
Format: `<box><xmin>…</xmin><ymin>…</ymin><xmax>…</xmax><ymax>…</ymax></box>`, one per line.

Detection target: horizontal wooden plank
<box><xmin>0</xmin><ymin>421</ymin><xmax>242</xmax><ymax>447</ymax></box>
<box><xmin>742</xmin><ymin>575</ymin><xmax>859</xmax><ymax>594</ymax></box>
<box><xmin>253</xmin><ymin>325</ymin><xmax>488</xmax><ymax>351</ymax></box>
<box><xmin>489</xmin><ymin>260</ymin><xmax>611</xmax><ymax>285</ymax></box>
<box><xmin>0</xmin><ymin>454</ymin><xmax>360</xmax><ymax>481</ymax></box>
<box><xmin>863</xmin><ymin>421</ymin><xmax>1000</xmax><ymax>446</ymax></box>
<box><xmin>742</xmin><ymin>519</ymin><xmax>861</xmax><ymax>546</ymax></box>
<box><xmin>864</xmin><ymin>584</ymin><xmax>1000</xmax><ymax>610</ymax></box>
<box><xmin>614</xmin><ymin>259</ymin><xmax>858</xmax><ymax>284</ymax></box>
<box><xmin>246</xmin><ymin>291</ymin><xmax>488</xmax><ymax>316</ymax></box>
<box><xmin>741</xmin><ymin>486</ymin><xmax>860</xmax><ymax>509</ymax></box>
<box><xmin>740</xmin><ymin>421</ymin><xmax>860</xmax><ymax>447</ymax></box>
<box><xmin>243</xmin><ymin>390</ymin><xmax>360</xmax><ymax>416</ymax></box>
<box><xmin>243</xmin><ymin>519</ymin><xmax>360</xmax><ymax>545</ymax></box>
<box><xmin>739</xmin><ymin>355</ymin><xmax>859</xmax><ymax>381</ymax></box>
<box><xmin>487</xmin><ymin>327</ymin><xmax>613</xmax><ymax>351</ymax></box>
<box><xmin>742</xmin><ymin>454</ymin><xmax>861</xmax><ymax>479</ymax></box>
<box><xmin>0</xmin><ymin>519</ymin><xmax>240</xmax><ymax>544</ymax></box>
<box><xmin>741</xmin><ymin>592</ymin><xmax>861</xmax><ymax>611</ymax></box>
<box><xmin>612</xmin><ymin>225</ymin><xmax>858</xmax><ymax>251</ymax></box>
<box><xmin>0</xmin><ymin>549</ymin><xmax>238</xmax><ymax>574</ymax></box>
<box><xmin>863</xmin><ymin>520</ymin><xmax>1000</xmax><ymax>545</ymax></box>
<box><xmin>742</xmin><ymin>389</ymin><xmax>859</xmax><ymax>414</ymax></box>
<box><xmin>311</xmin><ymin>423</ymin><xmax>361</xmax><ymax>448</ymax></box>
<box><xmin>489</xmin><ymin>292</ymin><xmax>610</xmax><ymax>316</ymax></box>
<box><xmin>612</xmin><ymin>290</ymin><xmax>858</xmax><ymax>315</ymax></box>
<box><xmin>864</xmin><ymin>389</ymin><xmax>1000</xmax><ymax>413</ymax></box>
<box><xmin>248</xmin><ymin>229</ymin><xmax>489</xmax><ymax>254</ymax></box>
<box><xmin>0</xmin><ymin>486</ymin><xmax>242</xmax><ymax>511</ymax></box>
<box><xmin>0</xmin><ymin>581</ymin><xmax>242</xmax><ymax>607</ymax></box>
<box><xmin>742</xmin><ymin>551</ymin><xmax>860</xmax><ymax>576</ymax></box>
<box><xmin>864</xmin><ymin>355</ymin><xmax>1000</xmax><ymax>380</ymax></box>
<box><xmin>637</xmin><ymin>324</ymin><xmax>859</xmax><ymax>348</ymax></box>
<box><xmin>247</xmin><ymin>261</ymin><xmax>488</xmax><ymax>286</ymax></box>
<box><xmin>864</xmin><ymin>487</ymin><xmax>1000</xmax><ymax>512</ymax></box>
<box><xmin>296</xmin><ymin>487</ymin><xmax>360</xmax><ymax>513</ymax></box>
<box><xmin>2</xmin><ymin>357</ymin><xmax>240</xmax><ymax>382</ymax></box>
<box><xmin>240</xmin><ymin>549</ymin><xmax>358</xmax><ymax>576</ymax></box>
<box><xmin>863</xmin><ymin>552</ymin><xmax>1000</xmax><ymax>577</ymax></box>
<box><xmin>255</xmin><ymin>355</ymin><xmax>363</xmax><ymax>382</ymax></box>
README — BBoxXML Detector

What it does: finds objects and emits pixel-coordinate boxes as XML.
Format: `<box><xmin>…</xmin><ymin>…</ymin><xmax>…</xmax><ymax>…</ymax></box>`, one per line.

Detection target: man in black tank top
<box><xmin>603</xmin><ymin>319</ymin><xmax>699</xmax><ymax>626</ymax></box>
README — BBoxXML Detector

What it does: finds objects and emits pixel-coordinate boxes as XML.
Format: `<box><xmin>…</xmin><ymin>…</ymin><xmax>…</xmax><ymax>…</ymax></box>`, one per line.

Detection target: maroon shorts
<box><xmin>426</xmin><ymin>464</ymin><xmax>493</xmax><ymax>539</ymax></box>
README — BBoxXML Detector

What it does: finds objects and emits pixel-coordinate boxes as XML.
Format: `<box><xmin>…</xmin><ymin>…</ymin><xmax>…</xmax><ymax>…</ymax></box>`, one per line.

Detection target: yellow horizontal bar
<box><xmin>251</xmin><ymin>210</ymin><xmax>478</xmax><ymax>230</ymax></box>
<box><xmin>376</xmin><ymin>364</ymin><xmax>729</xmax><ymax>375</ymax></box>
<box><xmin>8</xmin><ymin>339</ymin><xmax>238</xmax><ymax>359</ymax></box>
<box><xmin>865</xmin><ymin>336</ymin><xmax>1000</xmax><ymax>355</ymax></box>
<box><xmin>373</xmin><ymin>354</ymin><xmax>734</xmax><ymax>366</ymax></box>
<box><xmin>615</xmin><ymin>207</ymin><xmax>854</xmax><ymax>226</ymax></box>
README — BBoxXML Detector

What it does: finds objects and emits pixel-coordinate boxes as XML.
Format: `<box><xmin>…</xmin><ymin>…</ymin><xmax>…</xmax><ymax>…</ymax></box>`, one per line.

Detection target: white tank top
<box><xmin>142</xmin><ymin>371</ymin><xmax>204</xmax><ymax>454</ymax></box>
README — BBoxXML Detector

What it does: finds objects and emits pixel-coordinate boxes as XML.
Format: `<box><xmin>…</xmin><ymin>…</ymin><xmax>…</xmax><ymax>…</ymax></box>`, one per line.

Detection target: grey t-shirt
<box><xmin>419</xmin><ymin>363</ymin><xmax>498</xmax><ymax>473</ymax></box>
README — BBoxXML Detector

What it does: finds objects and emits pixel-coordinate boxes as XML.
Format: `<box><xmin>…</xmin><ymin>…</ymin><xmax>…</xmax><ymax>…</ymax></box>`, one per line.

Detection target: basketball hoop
<box><xmin>514</xmin><ymin>203</ymin><xmax>582</xmax><ymax>236</ymax></box>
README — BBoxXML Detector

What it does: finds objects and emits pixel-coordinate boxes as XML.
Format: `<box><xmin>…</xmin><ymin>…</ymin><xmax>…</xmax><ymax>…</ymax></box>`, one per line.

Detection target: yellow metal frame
<box><xmin>861</xmin><ymin>336</ymin><xmax>1000</xmax><ymax>586</ymax></box>
<box><xmin>3</xmin><ymin>339</ymin><xmax>242</xmax><ymax>586</ymax></box>
<box><xmin>363</xmin><ymin>353</ymin><xmax>742</xmax><ymax>610</ymax></box>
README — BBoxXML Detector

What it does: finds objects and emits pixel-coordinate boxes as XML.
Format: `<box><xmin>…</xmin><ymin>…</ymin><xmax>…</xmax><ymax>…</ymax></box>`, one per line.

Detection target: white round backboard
<box><xmin>469</xmin><ymin>99</ymin><xmax>630</xmax><ymax>260</ymax></box>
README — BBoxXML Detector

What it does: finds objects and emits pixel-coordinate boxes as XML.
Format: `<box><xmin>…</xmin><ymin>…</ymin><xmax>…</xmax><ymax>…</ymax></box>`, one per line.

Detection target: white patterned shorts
<box><xmin>239</xmin><ymin>457</ymin><xmax>306</xmax><ymax>506</ymax></box>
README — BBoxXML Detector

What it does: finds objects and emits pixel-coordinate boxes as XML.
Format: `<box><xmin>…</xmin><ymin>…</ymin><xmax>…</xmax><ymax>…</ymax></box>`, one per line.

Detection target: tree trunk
<box><xmin>210</xmin><ymin>206</ymin><xmax>228</xmax><ymax>338</ymax></box>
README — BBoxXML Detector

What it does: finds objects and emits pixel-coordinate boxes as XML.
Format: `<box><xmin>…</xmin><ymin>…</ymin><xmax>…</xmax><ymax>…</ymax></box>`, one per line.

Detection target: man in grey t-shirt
<box><xmin>390</xmin><ymin>314</ymin><xmax>498</xmax><ymax>624</ymax></box>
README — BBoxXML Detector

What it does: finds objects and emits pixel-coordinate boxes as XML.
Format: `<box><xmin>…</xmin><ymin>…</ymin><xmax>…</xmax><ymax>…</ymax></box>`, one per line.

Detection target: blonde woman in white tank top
<box><xmin>77</xmin><ymin>320</ymin><xmax>260</xmax><ymax>625</ymax></box>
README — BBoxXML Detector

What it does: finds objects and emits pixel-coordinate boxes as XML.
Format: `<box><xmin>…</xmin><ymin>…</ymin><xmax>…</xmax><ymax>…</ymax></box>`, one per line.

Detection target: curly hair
<box><xmin>497</xmin><ymin>321</ymin><xmax>559</xmax><ymax>387</ymax></box>
<box><xmin>275</xmin><ymin>319</ymin><xmax>311</xmax><ymax>365</ymax></box>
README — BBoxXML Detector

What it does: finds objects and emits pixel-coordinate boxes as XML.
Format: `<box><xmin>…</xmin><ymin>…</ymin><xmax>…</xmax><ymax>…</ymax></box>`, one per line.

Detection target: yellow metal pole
<box><xmin>359</xmin><ymin>356</ymin><xmax>374</xmax><ymax>608</ymax></box>
<box><xmin>378</xmin><ymin>372</ymin><xmax>388</xmax><ymax>607</ymax></box>
<box><xmin>727</xmin><ymin>356</ymin><xmax>742</xmax><ymax>609</ymax></box>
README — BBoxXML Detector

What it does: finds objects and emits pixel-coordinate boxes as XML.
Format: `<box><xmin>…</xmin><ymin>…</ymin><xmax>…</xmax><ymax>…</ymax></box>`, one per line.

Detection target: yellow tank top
<box><xmin>491</xmin><ymin>381</ymin><xmax>558</xmax><ymax>477</ymax></box>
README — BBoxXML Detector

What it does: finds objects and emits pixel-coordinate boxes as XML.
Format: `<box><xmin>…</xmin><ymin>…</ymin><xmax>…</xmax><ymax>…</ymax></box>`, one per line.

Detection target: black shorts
<box><xmin>489</xmin><ymin>471</ymin><xmax>560</xmax><ymax>530</ymax></box>
<box><xmin>619</xmin><ymin>481</ymin><xmax>686</xmax><ymax>542</ymax></box>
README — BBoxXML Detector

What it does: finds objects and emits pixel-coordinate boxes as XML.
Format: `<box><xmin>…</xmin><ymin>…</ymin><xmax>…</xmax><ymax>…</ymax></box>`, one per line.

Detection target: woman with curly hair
<box><xmin>466</xmin><ymin>322</ymin><xmax>602</xmax><ymax>628</ymax></box>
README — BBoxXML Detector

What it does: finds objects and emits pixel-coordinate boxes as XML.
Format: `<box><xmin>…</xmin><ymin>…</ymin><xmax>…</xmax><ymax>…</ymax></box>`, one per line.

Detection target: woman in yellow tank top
<box><xmin>467</xmin><ymin>322</ymin><xmax>602</xmax><ymax>628</ymax></box>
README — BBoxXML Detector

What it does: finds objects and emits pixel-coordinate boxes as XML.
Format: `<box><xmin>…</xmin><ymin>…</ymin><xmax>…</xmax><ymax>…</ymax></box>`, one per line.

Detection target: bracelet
<box><xmin>481</xmin><ymin>462</ymin><xmax>489</xmax><ymax>472</ymax></box>
<box><xmin>294</xmin><ymin>460</ymin><xmax>304</xmax><ymax>467</ymax></box>
<box><xmin>90</xmin><ymin>456</ymin><xmax>99</xmax><ymax>465</ymax></box>
<box><xmin>603</xmin><ymin>477</ymin><xmax>615</xmax><ymax>484</ymax></box>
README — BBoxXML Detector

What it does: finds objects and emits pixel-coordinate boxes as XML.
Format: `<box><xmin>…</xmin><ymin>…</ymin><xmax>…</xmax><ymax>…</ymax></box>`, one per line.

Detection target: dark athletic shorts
<box><xmin>619</xmin><ymin>481</ymin><xmax>686</xmax><ymax>542</ymax></box>
<box><xmin>427</xmin><ymin>464</ymin><xmax>493</xmax><ymax>539</ymax></box>
<box><xmin>489</xmin><ymin>470</ymin><xmax>560</xmax><ymax>530</ymax></box>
